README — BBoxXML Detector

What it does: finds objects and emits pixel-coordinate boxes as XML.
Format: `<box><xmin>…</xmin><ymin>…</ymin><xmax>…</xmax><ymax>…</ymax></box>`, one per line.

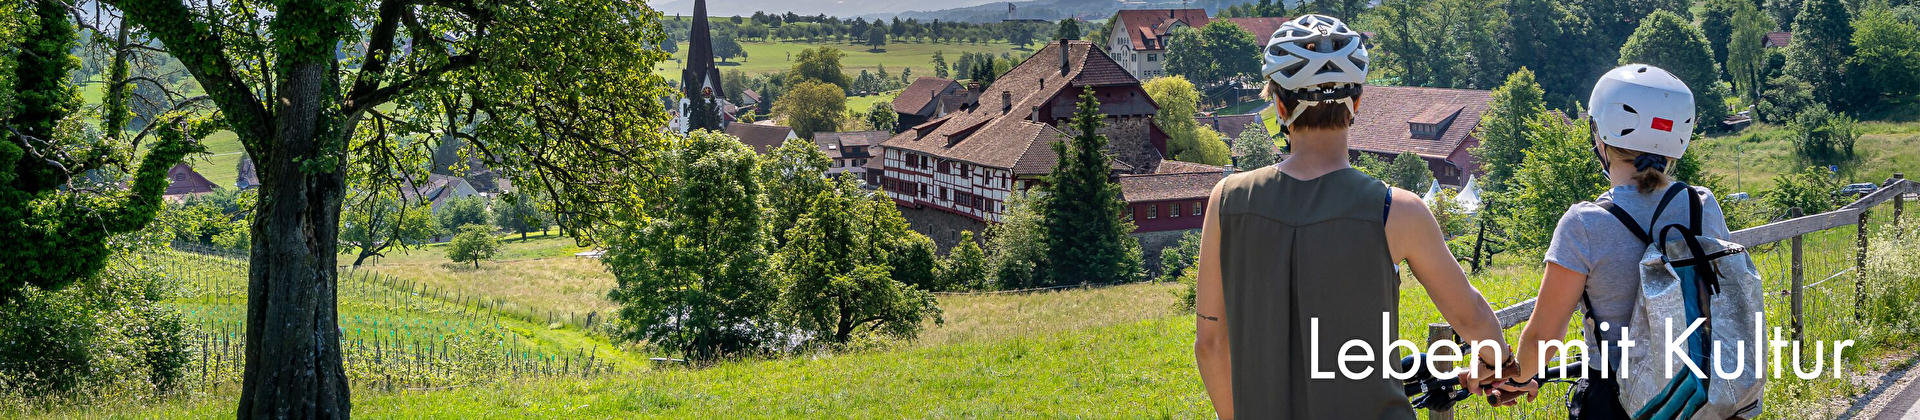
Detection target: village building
<box><xmin>1347</xmin><ymin>85</ymin><xmax>1494</xmax><ymax>187</ymax></box>
<box><xmin>813</xmin><ymin>130</ymin><xmax>887</xmax><ymax>180</ymax></box>
<box><xmin>401</xmin><ymin>173</ymin><xmax>482</xmax><ymax>212</ymax></box>
<box><xmin>1104</xmin><ymin>9</ymin><xmax>1295</xmax><ymax>81</ymax></box>
<box><xmin>723</xmin><ymin>122</ymin><xmax>799</xmax><ymax>154</ymax></box>
<box><xmin>235</xmin><ymin>156</ymin><xmax>260</xmax><ymax>190</ymax></box>
<box><xmin>163</xmin><ymin>162</ymin><xmax>218</xmax><ymax>202</ymax></box>
<box><xmin>1119</xmin><ymin>160</ymin><xmax>1232</xmax><ymax>270</ymax></box>
<box><xmin>1196</xmin><ymin>112</ymin><xmax>1264</xmax><ymax>143</ymax></box>
<box><xmin>891</xmin><ymin>77</ymin><xmax>965</xmax><ymax>131</ymax></box>
<box><xmin>1764</xmin><ymin>31</ymin><xmax>1792</xmax><ymax>48</ymax></box>
<box><xmin>874</xmin><ymin>40</ymin><xmax>1170</xmax><ymax>249</ymax></box>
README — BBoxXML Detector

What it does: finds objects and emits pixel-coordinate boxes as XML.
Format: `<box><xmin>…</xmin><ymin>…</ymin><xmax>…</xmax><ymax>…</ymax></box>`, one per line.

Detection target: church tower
<box><xmin>682</xmin><ymin>0</ymin><xmax>725</xmax><ymax>101</ymax></box>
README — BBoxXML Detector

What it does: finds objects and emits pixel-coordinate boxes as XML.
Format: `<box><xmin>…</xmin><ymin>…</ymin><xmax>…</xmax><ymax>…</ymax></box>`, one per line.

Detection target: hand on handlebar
<box><xmin>1492</xmin><ymin>376</ymin><xmax>1541</xmax><ymax>406</ymax></box>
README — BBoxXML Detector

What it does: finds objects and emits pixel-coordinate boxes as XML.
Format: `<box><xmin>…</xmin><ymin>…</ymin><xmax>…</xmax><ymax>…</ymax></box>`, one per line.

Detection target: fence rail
<box><xmin>1426</xmin><ymin>174</ymin><xmax>1914</xmax><ymax>420</ymax></box>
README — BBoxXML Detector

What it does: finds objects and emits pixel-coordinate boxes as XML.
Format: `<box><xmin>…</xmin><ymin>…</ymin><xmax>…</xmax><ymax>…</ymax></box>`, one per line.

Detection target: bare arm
<box><xmin>1383</xmin><ymin>188</ymin><xmax>1507</xmax><ymax>389</ymax></box>
<box><xmin>1512</xmin><ymin>263</ymin><xmax>1588</xmax><ymax>380</ymax></box>
<box><xmin>1196</xmin><ymin>182</ymin><xmax>1233</xmax><ymax>419</ymax></box>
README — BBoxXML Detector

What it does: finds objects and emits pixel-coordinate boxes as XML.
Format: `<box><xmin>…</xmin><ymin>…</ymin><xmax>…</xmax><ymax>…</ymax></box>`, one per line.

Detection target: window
<box><xmin>1192</xmin><ymin>201</ymin><xmax>1203</xmax><ymax>216</ymax></box>
<box><xmin>1148</xmin><ymin>53</ymin><xmax>1157</xmax><ymax>62</ymax></box>
<box><xmin>1171</xmin><ymin>203</ymin><xmax>1181</xmax><ymax>218</ymax></box>
<box><xmin>1148</xmin><ymin>205</ymin><xmax>1157</xmax><ymax>219</ymax></box>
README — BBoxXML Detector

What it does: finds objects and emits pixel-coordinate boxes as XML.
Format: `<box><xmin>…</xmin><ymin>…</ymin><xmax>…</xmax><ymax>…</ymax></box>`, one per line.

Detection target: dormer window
<box><xmin>1409</xmin><ymin>105</ymin><xmax>1463</xmax><ymax>140</ymax></box>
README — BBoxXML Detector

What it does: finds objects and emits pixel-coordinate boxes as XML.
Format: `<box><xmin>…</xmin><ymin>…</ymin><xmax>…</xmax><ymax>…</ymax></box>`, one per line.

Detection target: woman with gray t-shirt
<box><xmin>1497</xmin><ymin>64</ymin><xmax>1735</xmax><ymax>420</ymax></box>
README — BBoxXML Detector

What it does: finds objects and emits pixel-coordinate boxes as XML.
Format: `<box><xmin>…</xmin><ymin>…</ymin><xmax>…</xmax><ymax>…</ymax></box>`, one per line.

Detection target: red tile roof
<box><xmin>1764</xmin><ymin>31</ymin><xmax>1792</xmax><ymax>48</ymax></box>
<box><xmin>1196</xmin><ymin>113</ymin><xmax>1265</xmax><ymax>141</ymax></box>
<box><xmin>892</xmin><ymin>77</ymin><xmax>961</xmax><ymax>115</ymax></box>
<box><xmin>818</xmin><ymin>130</ymin><xmax>890</xmax><ymax>148</ymax></box>
<box><xmin>1347</xmin><ymin>86</ymin><xmax>1493</xmax><ymax>159</ymax></box>
<box><xmin>1115</xmin><ymin>9</ymin><xmax>1210</xmax><ymax>51</ymax></box>
<box><xmin>164</xmin><ymin>163</ymin><xmax>217</xmax><ymax>196</ymax></box>
<box><xmin>1221</xmin><ymin>17</ymin><xmax>1293</xmax><ymax>46</ymax></box>
<box><xmin>1154</xmin><ymin>160</ymin><xmax>1227</xmax><ymax>174</ymax></box>
<box><xmin>1119</xmin><ymin>170</ymin><xmax>1228</xmax><ymax>203</ymax></box>
<box><xmin>879</xmin><ymin>41</ymin><xmax>1144</xmax><ymax>175</ymax></box>
<box><xmin>723</xmin><ymin>123</ymin><xmax>795</xmax><ymax>154</ymax></box>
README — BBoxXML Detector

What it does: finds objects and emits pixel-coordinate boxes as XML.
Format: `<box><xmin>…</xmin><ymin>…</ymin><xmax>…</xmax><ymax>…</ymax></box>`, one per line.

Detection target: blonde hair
<box><xmin>1263</xmin><ymin>81</ymin><xmax>1355</xmax><ymax>131</ymax></box>
<box><xmin>1603</xmin><ymin>144</ymin><xmax>1674</xmax><ymax>194</ymax></box>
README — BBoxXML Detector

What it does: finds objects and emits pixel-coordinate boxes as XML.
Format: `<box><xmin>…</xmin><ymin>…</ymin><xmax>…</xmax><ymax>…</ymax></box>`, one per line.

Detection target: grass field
<box><xmin>1694</xmin><ymin>102</ymin><xmax>1920</xmax><ymax>193</ymax></box>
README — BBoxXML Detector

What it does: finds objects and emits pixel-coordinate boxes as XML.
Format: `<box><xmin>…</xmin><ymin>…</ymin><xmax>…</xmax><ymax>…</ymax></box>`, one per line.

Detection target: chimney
<box><xmin>1030</xmin><ymin>106</ymin><xmax>1041</xmax><ymax>122</ymax></box>
<box><xmin>1002</xmin><ymin>91</ymin><xmax>1012</xmax><ymax>114</ymax></box>
<box><xmin>1059</xmin><ymin>39</ymin><xmax>1071</xmax><ymax>76</ymax></box>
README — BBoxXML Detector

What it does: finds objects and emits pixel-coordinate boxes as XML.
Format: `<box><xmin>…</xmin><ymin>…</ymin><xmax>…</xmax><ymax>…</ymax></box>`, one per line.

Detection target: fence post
<box><xmin>1789</xmin><ymin>208</ymin><xmax>1805</xmax><ymax>343</ymax></box>
<box><xmin>1856</xmin><ymin>205</ymin><xmax>1871</xmax><ymax>321</ymax></box>
<box><xmin>1895</xmin><ymin>174</ymin><xmax>1906</xmax><ymax>231</ymax></box>
<box><xmin>1426</xmin><ymin>323</ymin><xmax>1456</xmax><ymax>420</ymax></box>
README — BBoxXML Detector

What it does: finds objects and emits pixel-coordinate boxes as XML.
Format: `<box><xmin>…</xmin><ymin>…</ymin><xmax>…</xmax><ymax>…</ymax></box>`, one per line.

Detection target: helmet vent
<box><xmin>1684</xmin><ymin>118</ymin><xmax>1693</xmax><ymax>124</ymax></box>
<box><xmin>1637</xmin><ymin>67</ymin><xmax>1650</xmax><ymax>73</ymax></box>
<box><xmin>1620</xmin><ymin>128</ymin><xmax>1636</xmax><ymax>136</ymax></box>
<box><xmin>1622</xmin><ymin>104</ymin><xmax>1638</xmax><ymax>114</ymax></box>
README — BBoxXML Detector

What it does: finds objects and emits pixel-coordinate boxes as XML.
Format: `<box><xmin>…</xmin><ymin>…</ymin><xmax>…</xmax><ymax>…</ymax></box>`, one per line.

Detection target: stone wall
<box><xmin>897</xmin><ymin>204</ymin><xmax>990</xmax><ymax>253</ymax></box>
<box><xmin>1057</xmin><ymin>115</ymin><xmax>1163</xmax><ymax>175</ymax></box>
<box><xmin>1134</xmin><ymin>228</ymin><xmax>1197</xmax><ymax>278</ymax></box>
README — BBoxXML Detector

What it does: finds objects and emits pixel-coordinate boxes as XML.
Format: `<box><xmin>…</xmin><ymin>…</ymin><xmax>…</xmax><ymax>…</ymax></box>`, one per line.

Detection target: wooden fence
<box><xmin>1426</xmin><ymin>174</ymin><xmax>1916</xmax><ymax>420</ymax></box>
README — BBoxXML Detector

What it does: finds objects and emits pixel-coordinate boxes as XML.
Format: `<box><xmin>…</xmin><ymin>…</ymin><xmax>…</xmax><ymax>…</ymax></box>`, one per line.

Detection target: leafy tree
<box><xmin>1</xmin><ymin>0</ymin><xmax>203</xmax><ymax>302</ymax></box>
<box><xmin>932</xmin><ymin>50</ymin><xmax>949</xmax><ymax>79</ymax></box>
<box><xmin>759</xmin><ymin>137</ymin><xmax>832</xmax><ymax>248</ymax></box>
<box><xmin>1472</xmin><ymin>68</ymin><xmax>1548</xmax><ymax>194</ymax></box>
<box><xmin>1007</xmin><ymin>22</ymin><xmax>1038</xmax><ymax>49</ymax></box>
<box><xmin>1789</xmin><ymin>105</ymin><xmax>1858</xmax><ymax>164</ymax></box>
<box><xmin>1144</xmin><ymin>76</ymin><xmax>1230</xmax><ymax>165</ymax></box>
<box><xmin>1231</xmin><ymin>124</ymin><xmax>1278</xmax><ymax>169</ymax></box>
<box><xmin>1849</xmin><ymin>5</ymin><xmax>1920</xmax><ymax>99</ymax></box>
<box><xmin>1768</xmin><ymin>0</ymin><xmax>1806</xmax><ymax>30</ymax></box>
<box><xmin>867</xmin><ymin>101</ymin><xmax>897</xmax><ymax>132</ymax></box>
<box><xmin>1785</xmin><ymin>0</ymin><xmax>1856</xmax><ymax>108</ymax></box>
<box><xmin>1353</xmin><ymin>152</ymin><xmax>1390</xmax><ymax>178</ymax></box>
<box><xmin>889</xmin><ymin>230</ymin><xmax>941</xmax><ymax>291</ymax></box>
<box><xmin>1383</xmin><ymin>152</ymin><xmax>1434</xmax><ymax>192</ymax></box>
<box><xmin>1618</xmin><ymin>10</ymin><xmax>1730</xmax><ymax>131</ymax></box>
<box><xmin>713</xmin><ymin>32</ymin><xmax>745</xmax><ymax>62</ymax></box>
<box><xmin>773</xmin><ymin>81</ymin><xmax>847</xmax><ymax>138</ymax></box>
<box><xmin>1702</xmin><ymin>0</ymin><xmax>1743</xmax><ymax>66</ymax></box>
<box><xmin>1728</xmin><ymin>2</ymin><xmax>1778</xmax><ymax>107</ymax></box>
<box><xmin>776</xmin><ymin>176</ymin><xmax>940</xmax><ymax>344</ymax></box>
<box><xmin>1041</xmin><ymin>89</ymin><xmax>1143</xmax><ymax>285</ymax></box>
<box><xmin>941</xmin><ymin>231</ymin><xmax>989</xmax><ymax>291</ymax></box>
<box><xmin>339</xmin><ymin>192</ymin><xmax>437</xmax><ymax>267</ymax></box>
<box><xmin>1763</xmin><ymin>166</ymin><xmax>1844</xmax><ymax>214</ymax></box>
<box><xmin>605</xmin><ymin>130</ymin><xmax>777</xmax><ymax>363</ymax></box>
<box><xmin>1177</xmin><ymin>126</ymin><xmax>1233</xmax><ymax>166</ymax></box>
<box><xmin>1500</xmin><ymin>115</ymin><xmax>1606</xmax><ymax>249</ymax></box>
<box><xmin>1056</xmin><ymin>18</ymin><xmax>1081</xmax><ymax>40</ymax></box>
<box><xmin>1505</xmin><ymin>0</ymin><xmax>1610</xmax><ymax>105</ymax></box>
<box><xmin>1760</xmin><ymin>74</ymin><xmax>1819</xmax><ymax>122</ymax></box>
<box><xmin>789</xmin><ymin>47</ymin><xmax>851</xmax><ymax>91</ymax></box>
<box><xmin>434</xmin><ymin>195</ymin><xmax>492</xmax><ymax>234</ymax></box>
<box><xmin>865</xmin><ymin>26</ymin><xmax>888</xmax><ymax>52</ymax></box>
<box><xmin>1164</xmin><ymin>21</ymin><xmax>1260</xmax><ymax>88</ymax></box>
<box><xmin>987</xmin><ymin>193</ymin><xmax>1050</xmax><ymax>289</ymax></box>
<box><xmin>447</xmin><ymin>224</ymin><xmax>499</xmax><ymax>268</ymax></box>
<box><xmin>492</xmin><ymin>191</ymin><xmax>550</xmax><ymax>240</ymax></box>
<box><xmin>1369</xmin><ymin>0</ymin><xmax>1511</xmax><ymax>89</ymax></box>
<box><xmin>96</xmin><ymin>1</ymin><xmax>680</xmax><ymax>408</ymax></box>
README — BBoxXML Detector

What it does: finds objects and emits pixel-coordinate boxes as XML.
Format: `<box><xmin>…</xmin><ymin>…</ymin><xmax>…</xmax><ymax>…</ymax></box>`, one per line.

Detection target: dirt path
<box><xmin>1839</xmin><ymin>351</ymin><xmax>1920</xmax><ymax>420</ymax></box>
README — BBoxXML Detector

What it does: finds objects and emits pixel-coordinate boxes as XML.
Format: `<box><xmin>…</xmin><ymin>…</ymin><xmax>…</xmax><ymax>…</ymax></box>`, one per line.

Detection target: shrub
<box><xmin>435</xmin><ymin>196</ymin><xmax>492</xmax><ymax>234</ymax></box>
<box><xmin>940</xmin><ymin>231</ymin><xmax>990</xmax><ymax>291</ymax></box>
<box><xmin>1157</xmin><ymin>230</ymin><xmax>1202</xmax><ymax>283</ymax></box>
<box><xmin>1175</xmin><ymin>265</ymin><xmax>1200</xmax><ymax>311</ymax></box>
<box><xmin>447</xmin><ymin>224</ymin><xmax>500</xmax><ymax>268</ymax></box>
<box><xmin>1788</xmin><ymin>105</ymin><xmax>1858</xmax><ymax>164</ymax></box>
<box><xmin>0</xmin><ymin>253</ymin><xmax>188</xmax><ymax>399</ymax></box>
<box><xmin>1763</xmin><ymin>166</ymin><xmax>1845</xmax><ymax>215</ymax></box>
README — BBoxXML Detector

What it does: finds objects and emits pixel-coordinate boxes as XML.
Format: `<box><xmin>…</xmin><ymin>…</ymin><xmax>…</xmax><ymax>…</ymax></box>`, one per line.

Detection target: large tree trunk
<box><xmin>237</xmin><ymin>61</ymin><xmax>352</xmax><ymax>419</ymax></box>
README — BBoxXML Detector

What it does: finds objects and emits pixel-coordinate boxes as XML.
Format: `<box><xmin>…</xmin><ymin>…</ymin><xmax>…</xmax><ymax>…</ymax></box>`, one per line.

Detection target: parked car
<box><xmin>1725</xmin><ymin>192</ymin><xmax>1751</xmax><ymax>201</ymax></box>
<box><xmin>1839</xmin><ymin>183</ymin><xmax>1879</xmax><ymax>196</ymax></box>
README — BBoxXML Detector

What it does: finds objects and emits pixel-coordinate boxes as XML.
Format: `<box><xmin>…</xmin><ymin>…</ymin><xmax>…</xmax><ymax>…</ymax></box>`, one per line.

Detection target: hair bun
<box><xmin>1632</xmin><ymin>153</ymin><xmax>1668</xmax><ymax>173</ymax></box>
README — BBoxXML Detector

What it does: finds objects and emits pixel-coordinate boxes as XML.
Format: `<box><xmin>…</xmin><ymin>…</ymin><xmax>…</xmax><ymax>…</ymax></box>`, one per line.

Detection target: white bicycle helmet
<box><xmin>1588</xmin><ymin>64</ymin><xmax>1695</xmax><ymax>160</ymax></box>
<box><xmin>1262</xmin><ymin>14</ymin><xmax>1369</xmax><ymax>124</ymax></box>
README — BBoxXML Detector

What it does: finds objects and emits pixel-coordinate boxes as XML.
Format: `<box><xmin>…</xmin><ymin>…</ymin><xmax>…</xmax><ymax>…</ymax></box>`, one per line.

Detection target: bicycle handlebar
<box><xmin>1399</xmin><ymin>353</ymin><xmax>1586</xmax><ymax>411</ymax></box>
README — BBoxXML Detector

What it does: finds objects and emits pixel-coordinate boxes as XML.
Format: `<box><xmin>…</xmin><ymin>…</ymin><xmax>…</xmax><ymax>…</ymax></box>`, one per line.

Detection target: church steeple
<box><xmin>682</xmin><ymin>0</ymin><xmax>723</xmax><ymax>101</ymax></box>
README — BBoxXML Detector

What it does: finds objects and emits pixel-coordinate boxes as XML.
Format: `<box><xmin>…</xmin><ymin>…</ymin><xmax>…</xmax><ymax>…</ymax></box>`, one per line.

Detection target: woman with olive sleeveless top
<box><xmin>1193</xmin><ymin>15</ymin><xmax>1512</xmax><ymax>420</ymax></box>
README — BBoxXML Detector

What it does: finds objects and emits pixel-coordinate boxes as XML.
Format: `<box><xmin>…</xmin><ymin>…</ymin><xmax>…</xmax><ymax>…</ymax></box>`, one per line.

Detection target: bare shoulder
<box><xmin>1386</xmin><ymin>187</ymin><xmax>1435</xmax><ymax>224</ymax></box>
